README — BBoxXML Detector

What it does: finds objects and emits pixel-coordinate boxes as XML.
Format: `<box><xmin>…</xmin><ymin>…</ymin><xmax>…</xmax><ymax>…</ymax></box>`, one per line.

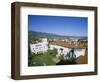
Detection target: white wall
<box><xmin>0</xmin><ymin>0</ymin><xmax>100</xmax><ymax>82</ymax></box>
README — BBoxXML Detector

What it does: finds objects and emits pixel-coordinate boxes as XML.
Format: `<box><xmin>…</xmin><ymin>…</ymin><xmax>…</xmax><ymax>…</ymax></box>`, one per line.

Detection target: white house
<box><xmin>49</xmin><ymin>45</ymin><xmax>70</xmax><ymax>57</ymax></box>
<box><xmin>49</xmin><ymin>45</ymin><xmax>86</xmax><ymax>58</ymax></box>
<box><xmin>30</xmin><ymin>38</ymin><xmax>48</xmax><ymax>54</ymax></box>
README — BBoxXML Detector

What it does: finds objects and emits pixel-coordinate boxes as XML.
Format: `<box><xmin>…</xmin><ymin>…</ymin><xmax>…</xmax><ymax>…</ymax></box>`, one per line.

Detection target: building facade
<box><xmin>30</xmin><ymin>38</ymin><xmax>48</xmax><ymax>54</ymax></box>
<box><xmin>49</xmin><ymin>45</ymin><xmax>70</xmax><ymax>57</ymax></box>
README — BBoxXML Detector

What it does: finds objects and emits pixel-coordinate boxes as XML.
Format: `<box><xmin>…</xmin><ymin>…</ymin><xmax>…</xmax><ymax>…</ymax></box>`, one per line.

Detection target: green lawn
<box><xmin>28</xmin><ymin>49</ymin><xmax>57</xmax><ymax>66</ymax></box>
<box><xmin>30</xmin><ymin>54</ymin><xmax>55</xmax><ymax>66</ymax></box>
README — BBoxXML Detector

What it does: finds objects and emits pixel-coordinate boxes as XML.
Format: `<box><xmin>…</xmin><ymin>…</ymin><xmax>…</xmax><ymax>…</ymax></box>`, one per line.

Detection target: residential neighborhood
<box><xmin>28</xmin><ymin>15</ymin><xmax>88</xmax><ymax>66</ymax></box>
<box><xmin>29</xmin><ymin>37</ymin><xmax>87</xmax><ymax>66</ymax></box>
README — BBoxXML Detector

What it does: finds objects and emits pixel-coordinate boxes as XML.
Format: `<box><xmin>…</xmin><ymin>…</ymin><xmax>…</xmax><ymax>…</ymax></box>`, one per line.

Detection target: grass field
<box><xmin>28</xmin><ymin>49</ymin><xmax>57</xmax><ymax>66</ymax></box>
<box><xmin>30</xmin><ymin>54</ymin><xmax>55</xmax><ymax>66</ymax></box>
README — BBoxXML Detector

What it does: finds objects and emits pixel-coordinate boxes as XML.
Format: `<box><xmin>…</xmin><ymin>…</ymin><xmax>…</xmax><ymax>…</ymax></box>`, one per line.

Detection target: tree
<box><xmin>47</xmin><ymin>48</ymin><xmax>57</xmax><ymax>56</ymax></box>
<box><xmin>29</xmin><ymin>35</ymin><xmax>39</xmax><ymax>43</ymax></box>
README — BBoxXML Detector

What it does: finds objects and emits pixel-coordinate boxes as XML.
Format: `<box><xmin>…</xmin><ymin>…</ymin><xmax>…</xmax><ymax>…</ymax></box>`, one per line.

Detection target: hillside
<box><xmin>28</xmin><ymin>31</ymin><xmax>87</xmax><ymax>40</ymax></box>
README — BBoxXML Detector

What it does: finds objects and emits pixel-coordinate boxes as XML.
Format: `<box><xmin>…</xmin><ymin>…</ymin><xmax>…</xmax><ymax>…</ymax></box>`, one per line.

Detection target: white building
<box><xmin>30</xmin><ymin>38</ymin><xmax>48</xmax><ymax>54</ymax></box>
<box><xmin>49</xmin><ymin>45</ymin><xmax>70</xmax><ymax>57</ymax></box>
<box><xmin>74</xmin><ymin>49</ymin><xmax>86</xmax><ymax>58</ymax></box>
<box><xmin>49</xmin><ymin>45</ymin><xmax>86</xmax><ymax>58</ymax></box>
<box><xmin>30</xmin><ymin>38</ymin><xmax>86</xmax><ymax>58</ymax></box>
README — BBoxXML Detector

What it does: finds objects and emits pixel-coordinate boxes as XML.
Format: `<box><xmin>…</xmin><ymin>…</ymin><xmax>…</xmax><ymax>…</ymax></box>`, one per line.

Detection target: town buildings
<box><xmin>30</xmin><ymin>38</ymin><xmax>86</xmax><ymax>58</ymax></box>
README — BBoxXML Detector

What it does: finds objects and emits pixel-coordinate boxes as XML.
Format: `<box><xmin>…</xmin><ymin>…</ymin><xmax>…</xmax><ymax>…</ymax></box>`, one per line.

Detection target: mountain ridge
<box><xmin>28</xmin><ymin>31</ymin><xmax>88</xmax><ymax>40</ymax></box>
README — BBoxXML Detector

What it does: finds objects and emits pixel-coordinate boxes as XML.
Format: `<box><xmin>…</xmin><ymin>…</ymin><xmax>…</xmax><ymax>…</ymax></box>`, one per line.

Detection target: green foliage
<box><xmin>66</xmin><ymin>57</ymin><xmax>76</xmax><ymax>64</ymax></box>
<box><xmin>58</xmin><ymin>55</ymin><xmax>64</xmax><ymax>60</ymax></box>
<box><xmin>35</xmin><ymin>55</ymin><xmax>54</xmax><ymax>66</ymax></box>
<box><xmin>28</xmin><ymin>35</ymin><xmax>39</xmax><ymax>43</ymax></box>
<box><xmin>28</xmin><ymin>47</ymin><xmax>77</xmax><ymax>66</ymax></box>
<box><xmin>28</xmin><ymin>49</ymin><xmax>57</xmax><ymax>66</ymax></box>
<box><xmin>47</xmin><ymin>48</ymin><xmax>57</xmax><ymax>56</ymax></box>
<box><xmin>56</xmin><ymin>57</ymin><xmax>76</xmax><ymax>65</ymax></box>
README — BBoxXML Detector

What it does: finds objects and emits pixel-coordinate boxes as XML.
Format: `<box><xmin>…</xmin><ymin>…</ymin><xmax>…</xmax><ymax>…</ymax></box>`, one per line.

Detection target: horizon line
<box><xmin>28</xmin><ymin>30</ymin><xmax>88</xmax><ymax>37</ymax></box>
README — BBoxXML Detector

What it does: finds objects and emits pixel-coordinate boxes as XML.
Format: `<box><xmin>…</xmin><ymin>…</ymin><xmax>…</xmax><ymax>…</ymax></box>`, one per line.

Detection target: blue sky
<box><xmin>28</xmin><ymin>15</ymin><xmax>88</xmax><ymax>37</ymax></box>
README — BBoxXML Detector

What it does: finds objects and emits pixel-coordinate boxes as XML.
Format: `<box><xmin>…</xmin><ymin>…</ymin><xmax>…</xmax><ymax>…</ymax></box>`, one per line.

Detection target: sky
<box><xmin>28</xmin><ymin>15</ymin><xmax>88</xmax><ymax>37</ymax></box>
